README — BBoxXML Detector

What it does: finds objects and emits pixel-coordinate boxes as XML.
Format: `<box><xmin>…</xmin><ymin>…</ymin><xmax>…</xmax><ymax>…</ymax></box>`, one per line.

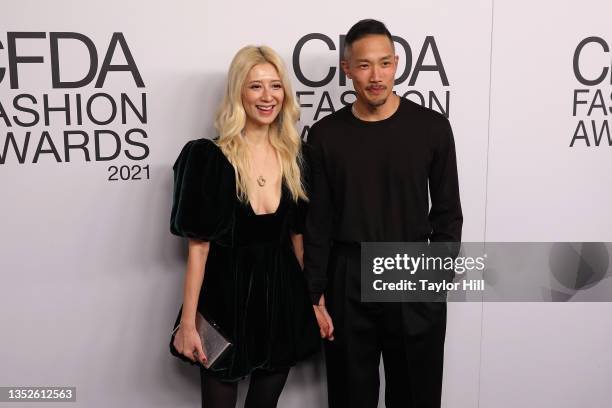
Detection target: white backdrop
<box><xmin>483</xmin><ymin>1</ymin><xmax>612</xmax><ymax>407</ymax></box>
<box><xmin>0</xmin><ymin>1</ymin><xmax>610</xmax><ymax>407</ymax></box>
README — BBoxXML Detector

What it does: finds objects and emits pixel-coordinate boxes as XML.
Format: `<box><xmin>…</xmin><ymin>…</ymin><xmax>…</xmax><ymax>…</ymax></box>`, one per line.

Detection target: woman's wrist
<box><xmin>179</xmin><ymin>309</ymin><xmax>197</xmax><ymax>329</ymax></box>
<box><xmin>179</xmin><ymin>319</ymin><xmax>196</xmax><ymax>330</ymax></box>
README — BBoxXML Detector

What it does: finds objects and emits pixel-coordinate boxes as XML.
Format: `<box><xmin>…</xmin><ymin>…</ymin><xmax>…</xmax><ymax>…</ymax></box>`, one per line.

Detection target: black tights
<box><xmin>200</xmin><ymin>367</ymin><xmax>290</xmax><ymax>408</ymax></box>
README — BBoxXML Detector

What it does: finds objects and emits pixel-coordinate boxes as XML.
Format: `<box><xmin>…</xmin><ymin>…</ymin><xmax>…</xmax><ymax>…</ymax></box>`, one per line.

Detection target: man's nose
<box><xmin>370</xmin><ymin>65</ymin><xmax>382</xmax><ymax>82</ymax></box>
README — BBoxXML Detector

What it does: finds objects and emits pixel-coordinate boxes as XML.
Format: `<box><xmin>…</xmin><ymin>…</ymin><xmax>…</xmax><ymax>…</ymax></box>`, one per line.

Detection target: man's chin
<box><xmin>366</xmin><ymin>97</ymin><xmax>388</xmax><ymax>108</ymax></box>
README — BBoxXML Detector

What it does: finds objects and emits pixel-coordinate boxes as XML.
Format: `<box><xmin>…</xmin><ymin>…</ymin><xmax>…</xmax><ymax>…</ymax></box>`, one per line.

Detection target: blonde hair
<box><xmin>215</xmin><ymin>45</ymin><xmax>307</xmax><ymax>203</ymax></box>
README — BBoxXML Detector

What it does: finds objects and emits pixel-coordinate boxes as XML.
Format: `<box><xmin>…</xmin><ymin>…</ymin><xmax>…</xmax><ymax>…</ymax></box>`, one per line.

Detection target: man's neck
<box><xmin>352</xmin><ymin>94</ymin><xmax>400</xmax><ymax>122</ymax></box>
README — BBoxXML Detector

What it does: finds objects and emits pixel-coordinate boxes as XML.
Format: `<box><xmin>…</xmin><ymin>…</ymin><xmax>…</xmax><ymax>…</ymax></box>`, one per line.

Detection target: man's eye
<box><xmin>359</xmin><ymin>64</ymin><xmax>368</xmax><ymax>69</ymax></box>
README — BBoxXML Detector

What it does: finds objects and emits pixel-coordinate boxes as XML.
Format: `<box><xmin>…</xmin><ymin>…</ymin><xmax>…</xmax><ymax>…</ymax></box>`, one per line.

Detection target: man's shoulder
<box><xmin>309</xmin><ymin>105</ymin><xmax>351</xmax><ymax>135</ymax></box>
<box><xmin>400</xmin><ymin>99</ymin><xmax>453</xmax><ymax>145</ymax></box>
<box><xmin>400</xmin><ymin>97</ymin><xmax>449</xmax><ymax>125</ymax></box>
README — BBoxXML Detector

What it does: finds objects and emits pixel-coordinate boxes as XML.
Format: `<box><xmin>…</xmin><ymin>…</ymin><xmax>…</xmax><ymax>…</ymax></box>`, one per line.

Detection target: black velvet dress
<box><xmin>170</xmin><ymin>138</ymin><xmax>320</xmax><ymax>382</ymax></box>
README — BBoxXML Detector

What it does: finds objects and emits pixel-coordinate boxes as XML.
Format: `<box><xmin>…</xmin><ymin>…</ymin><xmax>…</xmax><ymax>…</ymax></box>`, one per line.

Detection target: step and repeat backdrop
<box><xmin>0</xmin><ymin>0</ymin><xmax>610</xmax><ymax>407</ymax></box>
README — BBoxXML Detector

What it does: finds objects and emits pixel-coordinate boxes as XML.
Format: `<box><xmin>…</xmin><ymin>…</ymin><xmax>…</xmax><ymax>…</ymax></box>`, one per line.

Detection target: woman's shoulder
<box><xmin>174</xmin><ymin>138</ymin><xmax>233</xmax><ymax>174</ymax></box>
<box><xmin>177</xmin><ymin>137</ymin><xmax>222</xmax><ymax>159</ymax></box>
<box><xmin>170</xmin><ymin>138</ymin><xmax>236</xmax><ymax>242</ymax></box>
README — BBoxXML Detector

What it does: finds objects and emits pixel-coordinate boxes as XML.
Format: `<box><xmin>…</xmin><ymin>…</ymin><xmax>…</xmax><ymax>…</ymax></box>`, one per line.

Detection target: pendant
<box><xmin>257</xmin><ymin>175</ymin><xmax>266</xmax><ymax>187</ymax></box>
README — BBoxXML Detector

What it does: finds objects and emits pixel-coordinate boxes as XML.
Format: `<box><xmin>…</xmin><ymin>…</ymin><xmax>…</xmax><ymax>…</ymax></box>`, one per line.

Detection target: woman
<box><xmin>169</xmin><ymin>45</ymin><xmax>320</xmax><ymax>408</ymax></box>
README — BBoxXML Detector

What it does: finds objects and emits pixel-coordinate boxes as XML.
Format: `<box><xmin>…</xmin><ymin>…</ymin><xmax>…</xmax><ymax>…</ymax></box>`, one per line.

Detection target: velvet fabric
<box><xmin>169</xmin><ymin>138</ymin><xmax>320</xmax><ymax>382</ymax></box>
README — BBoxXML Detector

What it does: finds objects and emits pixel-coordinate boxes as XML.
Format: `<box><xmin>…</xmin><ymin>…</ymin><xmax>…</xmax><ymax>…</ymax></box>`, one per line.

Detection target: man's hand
<box><xmin>313</xmin><ymin>294</ymin><xmax>334</xmax><ymax>341</ymax></box>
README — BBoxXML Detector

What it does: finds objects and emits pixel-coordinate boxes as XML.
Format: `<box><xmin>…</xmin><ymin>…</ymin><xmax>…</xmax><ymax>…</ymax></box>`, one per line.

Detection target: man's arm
<box><xmin>303</xmin><ymin>125</ymin><xmax>335</xmax><ymax>340</ymax></box>
<box><xmin>304</xmin><ymin>125</ymin><xmax>334</xmax><ymax>304</ymax></box>
<box><xmin>428</xmin><ymin>116</ymin><xmax>463</xmax><ymax>246</ymax></box>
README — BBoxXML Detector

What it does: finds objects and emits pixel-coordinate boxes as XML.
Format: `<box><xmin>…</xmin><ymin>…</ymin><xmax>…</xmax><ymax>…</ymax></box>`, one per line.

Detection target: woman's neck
<box><xmin>243</xmin><ymin>123</ymin><xmax>271</xmax><ymax>147</ymax></box>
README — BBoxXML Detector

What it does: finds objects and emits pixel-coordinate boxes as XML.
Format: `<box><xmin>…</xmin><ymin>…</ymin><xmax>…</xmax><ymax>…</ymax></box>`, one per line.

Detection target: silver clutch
<box><xmin>171</xmin><ymin>310</ymin><xmax>232</xmax><ymax>369</ymax></box>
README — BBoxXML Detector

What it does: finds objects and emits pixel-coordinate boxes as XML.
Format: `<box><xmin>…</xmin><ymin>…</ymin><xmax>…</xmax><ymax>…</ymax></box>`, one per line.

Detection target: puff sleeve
<box><xmin>170</xmin><ymin>138</ymin><xmax>236</xmax><ymax>243</ymax></box>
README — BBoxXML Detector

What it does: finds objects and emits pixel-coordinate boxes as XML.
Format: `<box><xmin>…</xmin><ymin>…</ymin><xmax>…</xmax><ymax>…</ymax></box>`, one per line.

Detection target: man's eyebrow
<box><xmin>354</xmin><ymin>55</ymin><xmax>393</xmax><ymax>63</ymax></box>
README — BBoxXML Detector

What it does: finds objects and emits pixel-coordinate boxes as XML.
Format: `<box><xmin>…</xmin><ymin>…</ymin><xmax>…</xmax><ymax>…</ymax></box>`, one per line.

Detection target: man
<box><xmin>304</xmin><ymin>19</ymin><xmax>462</xmax><ymax>408</ymax></box>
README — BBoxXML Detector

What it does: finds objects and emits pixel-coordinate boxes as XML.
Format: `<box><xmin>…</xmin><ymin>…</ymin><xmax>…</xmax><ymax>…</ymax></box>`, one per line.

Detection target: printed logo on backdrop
<box><xmin>571</xmin><ymin>36</ymin><xmax>611</xmax><ymax>147</ymax></box>
<box><xmin>292</xmin><ymin>33</ymin><xmax>450</xmax><ymax>138</ymax></box>
<box><xmin>0</xmin><ymin>32</ymin><xmax>150</xmax><ymax>181</ymax></box>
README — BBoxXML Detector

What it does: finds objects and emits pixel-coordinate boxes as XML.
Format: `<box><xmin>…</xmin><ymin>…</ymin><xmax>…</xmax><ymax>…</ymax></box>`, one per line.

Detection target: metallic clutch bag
<box><xmin>170</xmin><ymin>309</ymin><xmax>232</xmax><ymax>369</ymax></box>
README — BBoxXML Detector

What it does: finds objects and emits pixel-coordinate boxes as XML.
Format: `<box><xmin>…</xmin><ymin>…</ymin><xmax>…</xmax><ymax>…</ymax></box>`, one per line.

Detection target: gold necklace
<box><xmin>243</xmin><ymin>133</ymin><xmax>271</xmax><ymax>187</ymax></box>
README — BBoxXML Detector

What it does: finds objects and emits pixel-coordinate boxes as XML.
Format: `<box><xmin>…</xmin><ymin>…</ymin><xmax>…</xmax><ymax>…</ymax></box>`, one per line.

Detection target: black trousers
<box><xmin>324</xmin><ymin>243</ymin><xmax>447</xmax><ymax>408</ymax></box>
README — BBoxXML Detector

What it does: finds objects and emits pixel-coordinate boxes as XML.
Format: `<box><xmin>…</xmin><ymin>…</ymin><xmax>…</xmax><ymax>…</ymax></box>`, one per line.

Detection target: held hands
<box><xmin>313</xmin><ymin>295</ymin><xmax>335</xmax><ymax>341</ymax></box>
<box><xmin>173</xmin><ymin>322</ymin><xmax>208</xmax><ymax>365</ymax></box>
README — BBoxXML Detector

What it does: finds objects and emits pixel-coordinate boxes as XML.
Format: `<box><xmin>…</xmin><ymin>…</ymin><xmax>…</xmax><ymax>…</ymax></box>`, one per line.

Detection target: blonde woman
<box><xmin>169</xmin><ymin>46</ymin><xmax>320</xmax><ymax>408</ymax></box>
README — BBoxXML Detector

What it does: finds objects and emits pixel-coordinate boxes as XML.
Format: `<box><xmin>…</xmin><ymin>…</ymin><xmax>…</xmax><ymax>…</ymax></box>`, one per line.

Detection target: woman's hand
<box><xmin>173</xmin><ymin>323</ymin><xmax>207</xmax><ymax>365</ymax></box>
<box><xmin>313</xmin><ymin>294</ymin><xmax>334</xmax><ymax>341</ymax></box>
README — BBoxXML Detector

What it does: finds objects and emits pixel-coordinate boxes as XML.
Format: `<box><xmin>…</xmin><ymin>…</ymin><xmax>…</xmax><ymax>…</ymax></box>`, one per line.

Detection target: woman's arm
<box><xmin>174</xmin><ymin>239</ymin><xmax>210</xmax><ymax>364</ymax></box>
<box><xmin>292</xmin><ymin>231</ymin><xmax>334</xmax><ymax>340</ymax></box>
<box><xmin>290</xmin><ymin>233</ymin><xmax>304</xmax><ymax>269</ymax></box>
<box><xmin>181</xmin><ymin>239</ymin><xmax>210</xmax><ymax>325</ymax></box>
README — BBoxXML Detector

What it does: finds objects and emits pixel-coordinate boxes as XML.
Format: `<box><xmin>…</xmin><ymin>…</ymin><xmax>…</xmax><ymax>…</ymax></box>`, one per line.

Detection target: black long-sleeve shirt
<box><xmin>303</xmin><ymin>97</ymin><xmax>463</xmax><ymax>303</ymax></box>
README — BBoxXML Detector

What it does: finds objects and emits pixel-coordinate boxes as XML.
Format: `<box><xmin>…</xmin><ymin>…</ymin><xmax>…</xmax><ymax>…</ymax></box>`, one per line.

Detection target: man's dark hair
<box><xmin>343</xmin><ymin>19</ymin><xmax>394</xmax><ymax>59</ymax></box>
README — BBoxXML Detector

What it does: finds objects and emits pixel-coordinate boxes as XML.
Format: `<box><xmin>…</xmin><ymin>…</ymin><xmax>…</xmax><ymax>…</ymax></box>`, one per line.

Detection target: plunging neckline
<box><xmin>247</xmin><ymin>186</ymin><xmax>283</xmax><ymax>217</ymax></box>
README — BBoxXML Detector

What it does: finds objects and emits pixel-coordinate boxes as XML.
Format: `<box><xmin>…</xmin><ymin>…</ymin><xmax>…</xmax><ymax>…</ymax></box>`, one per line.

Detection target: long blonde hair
<box><xmin>215</xmin><ymin>45</ymin><xmax>307</xmax><ymax>203</ymax></box>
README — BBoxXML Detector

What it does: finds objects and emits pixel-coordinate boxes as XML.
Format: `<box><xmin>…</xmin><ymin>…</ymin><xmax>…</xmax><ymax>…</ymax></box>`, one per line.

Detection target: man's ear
<box><xmin>341</xmin><ymin>59</ymin><xmax>352</xmax><ymax>79</ymax></box>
